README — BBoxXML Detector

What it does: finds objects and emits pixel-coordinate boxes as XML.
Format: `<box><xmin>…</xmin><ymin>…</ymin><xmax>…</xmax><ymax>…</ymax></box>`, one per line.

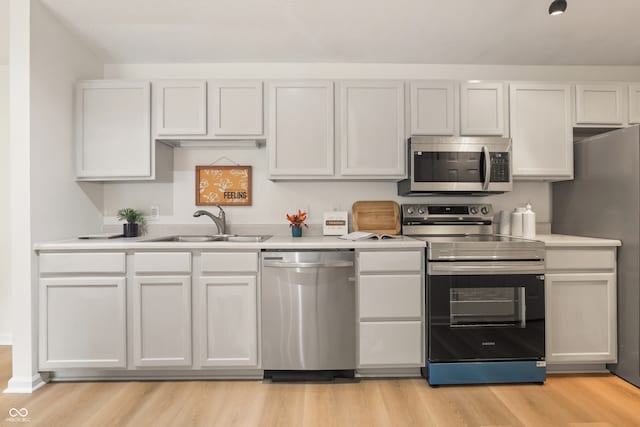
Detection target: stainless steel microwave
<box><xmin>398</xmin><ymin>136</ymin><xmax>513</xmax><ymax>195</ymax></box>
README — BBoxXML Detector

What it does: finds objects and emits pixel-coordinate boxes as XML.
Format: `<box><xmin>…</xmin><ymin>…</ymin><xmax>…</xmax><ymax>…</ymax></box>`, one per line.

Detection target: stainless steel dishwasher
<box><xmin>261</xmin><ymin>250</ymin><xmax>356</xmax><ymax>379</ymax></box>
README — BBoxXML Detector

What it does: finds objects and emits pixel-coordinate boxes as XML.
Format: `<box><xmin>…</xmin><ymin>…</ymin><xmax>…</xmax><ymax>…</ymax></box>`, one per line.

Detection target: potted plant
<box><xmin>286</xmin><ymin>209</ymin><xmax>308</xmax><ymax>238</ymax></box>
<box><xmin>117</xmin><ymin>208</ymin><xmax>146</xmax><ymax>237</ymax></box>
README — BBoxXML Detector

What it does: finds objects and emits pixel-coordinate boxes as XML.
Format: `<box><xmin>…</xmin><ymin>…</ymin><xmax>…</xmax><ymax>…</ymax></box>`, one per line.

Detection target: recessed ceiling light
<box><xmin>467</xmin><ymin>80</ymin><xmax>481</xmax><ymax>84</ymax></box>
<box><xmin>549</xmin><ymin>0</ymin><xmax>567</xmax><ymax>15</ymax></box>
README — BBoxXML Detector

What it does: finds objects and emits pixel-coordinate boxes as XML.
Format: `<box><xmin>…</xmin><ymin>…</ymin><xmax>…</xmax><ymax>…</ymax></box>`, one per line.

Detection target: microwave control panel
<box><xmin>490</xmin><ymin>152</ymin><xmax>510</xmax><ymax>182</ymax></box>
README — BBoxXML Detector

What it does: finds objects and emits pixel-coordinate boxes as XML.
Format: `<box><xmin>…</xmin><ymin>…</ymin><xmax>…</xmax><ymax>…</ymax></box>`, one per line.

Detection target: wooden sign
<box><xmin>196</xmin><ymin>165</ymin><xmax>252</xmax><ymax>206</ymax></box>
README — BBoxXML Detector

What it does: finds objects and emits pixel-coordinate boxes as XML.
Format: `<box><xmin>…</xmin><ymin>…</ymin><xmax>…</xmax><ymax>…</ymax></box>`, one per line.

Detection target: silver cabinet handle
<box><xmin>263</xmin><ymin>261</ymin><xmax>354</xmax><ymax>268</ymax></box>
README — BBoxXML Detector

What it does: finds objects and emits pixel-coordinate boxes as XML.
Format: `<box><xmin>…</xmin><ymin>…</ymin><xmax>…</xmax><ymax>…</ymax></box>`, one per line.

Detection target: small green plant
<box><xmin>117</xmin><ymin>208</ymin><xmax>146</xmax><ymax>225</ymax></box>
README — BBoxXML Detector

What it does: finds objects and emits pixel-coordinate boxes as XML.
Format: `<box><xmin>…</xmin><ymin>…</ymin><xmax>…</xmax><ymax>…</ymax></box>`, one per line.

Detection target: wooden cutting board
<box><xmin>352</xmin><ymin>201</ymin><xmax>401</xmax><ymax>235</ymax></box>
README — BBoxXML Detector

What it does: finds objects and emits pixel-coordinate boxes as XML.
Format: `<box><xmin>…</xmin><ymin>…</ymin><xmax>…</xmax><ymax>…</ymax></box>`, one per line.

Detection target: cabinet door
<box><xmin>410</xmin><ymin>81</ymin><xmax>456</xmax><ymax>135</ymax></box>
<box><xmin>629</xmin><ymin>84</ymin><xmax>640</xmax><ymax>124</ymax></box>
<box><xmin>545</xmin><ymin>273</ymin><xmax>617</xmax><ymax>364</ymax></box>
<box><xmin>268</xmin><ymin>81</ymin><xmax>334</xmax><ymax>176</ymax></box>
<box><xmin>76</xmin><ymin>80</ymin><xmax>151</xmax><ymax>179</ymax></box>
<box><xmin>509</xmin><ymin>83</ymin><xmax>573</xmax><ymax>180</ymax></box>
<box><xmin>211</xmin><ymin>81</ymin><xmax>263</xmax><ymax>136</ymax></box>
<box><xmin>198</xmin><ymin>275</ymin><xmax>258</xmax><ymax>367</ymax></box>
<box><xmin>575</xmin><ymin>84</ymin><xmax>625</xmax><ymax>125</ymax></box>
<box><xmin>133</xmin><ymin>276</ymin><xmax>192</xmax><ymax>367</ymax></box>
<box><xmin>460</xmin><ymin>82</ymin><xmax>506</xmax><ymax>136</ymax></box>
<box><xmin>359</xmin><ymin>321</ymin><xmax>423</xmax><ymax>367</ymax></box>
<box><xmin>339</xmin><ymin>81</ymin><xmax>405</xmax><ymax>176</ymax></box>
<box><xmin>359</xmin><ymin>275</ymin><xmax>422</xmax><ymax>320</ymax></box>
<box><xmin>155</xmin><ymin>80</ymin><xmax>207</xmax><ymax>136</ymax></box>
<box><xmin>39</xmin><ymin>277</ymin><xmax>126</xmax><ymax>369</ymax></box>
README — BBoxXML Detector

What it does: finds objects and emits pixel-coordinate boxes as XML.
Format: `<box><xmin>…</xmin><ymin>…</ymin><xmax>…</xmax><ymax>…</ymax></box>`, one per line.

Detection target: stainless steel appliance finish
<box><xmin>553</xmin><ymin>126</ymin><xmax>640</xmax><ymax>387</ymax></box>
<box><xmin>261</xmin><ymin>251</ymin><xmax>356</xmax><ymax>371</ymax></box>
<box><xmin>398</xmin><ymin>136</ymin><xmax>513</xmax><ymax>196</ymax></box>
<box><xmin>402</xmin><ymin>203</ymin><xmax>546</xmax><ymax>385</ymax></box>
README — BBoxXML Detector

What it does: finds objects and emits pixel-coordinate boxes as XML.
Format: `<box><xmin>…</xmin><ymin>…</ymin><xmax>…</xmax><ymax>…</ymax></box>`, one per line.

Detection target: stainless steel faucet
<box><xmin>193</xmin><ymin>205</ymin><xmax>226</xmax><ymax>235</ymax></box>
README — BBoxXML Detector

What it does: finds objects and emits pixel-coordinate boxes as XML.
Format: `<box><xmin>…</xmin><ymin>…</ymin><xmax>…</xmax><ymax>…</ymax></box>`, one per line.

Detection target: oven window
<box><xmin>450</xmin><ymin>287</ymin><xmax>526</xmax><ymax>328</ymax></box>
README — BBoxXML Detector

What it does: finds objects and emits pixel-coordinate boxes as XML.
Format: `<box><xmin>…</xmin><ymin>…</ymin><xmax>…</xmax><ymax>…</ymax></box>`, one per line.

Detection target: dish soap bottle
<box><xmin>523</xmin><ymin>203</ymin><xmax>536</xmax><ymax>239</ymax></box>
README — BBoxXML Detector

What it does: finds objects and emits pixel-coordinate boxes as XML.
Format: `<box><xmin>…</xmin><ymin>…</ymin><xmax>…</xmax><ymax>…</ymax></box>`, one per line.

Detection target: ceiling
<box><xmin>30</xmin><ymin>0</ymin><xmax>640</xmax><ymax>65</ymax></box>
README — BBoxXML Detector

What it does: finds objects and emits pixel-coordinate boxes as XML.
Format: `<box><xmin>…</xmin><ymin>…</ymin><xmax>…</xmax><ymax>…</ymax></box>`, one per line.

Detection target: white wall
<box><xmin>103</xmin><ymin>147</ymin><xmax>551</xmax><ymax>228</ymax></box>
<box><xmin>99</xmin><ymin>62</ymin><xmax>640</xmax><ymax>228</ymax></box>
<box><xmin>6</xmin><ymin>0</ymin><xmax>104</xmax><ymax>393</ymax></box>
<box><xmin>0</xmin><ymin>65</ymin><xmax>10</xmax><ymax>344</ymax></box>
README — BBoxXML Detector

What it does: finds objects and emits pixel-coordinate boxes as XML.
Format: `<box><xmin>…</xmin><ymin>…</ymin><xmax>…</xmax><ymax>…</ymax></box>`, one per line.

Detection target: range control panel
<box><xmin>402</xmin><ymin>204</ymin><xmax>494</xmax><ymax>224</ymax></box>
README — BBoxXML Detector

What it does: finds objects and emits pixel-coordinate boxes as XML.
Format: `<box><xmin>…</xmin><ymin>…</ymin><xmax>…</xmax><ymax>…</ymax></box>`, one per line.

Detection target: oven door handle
<box><xmin>482</xmin><ymin>145</ymin><xmax>491</xmax><ymax>191</ymax></box>
<box><xmin>428</xmin><ymin>261</ymin><xmax>545</xmax><ymax>275</ymax></box>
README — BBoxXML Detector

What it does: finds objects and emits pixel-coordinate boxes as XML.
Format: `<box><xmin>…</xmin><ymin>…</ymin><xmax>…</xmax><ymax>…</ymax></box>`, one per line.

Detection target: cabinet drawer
<box><xmin>358</xmin><ymin>251</ymin><xmax>422</xmax><ymax>273</ymax></box>
<box><xmin>359</xmin><ymin>275</ymin><xmax>422</xmax><ymax>320</ymax></box>
<box><xmin>201</xmin><ymin>252</ymin><xmax>258</xmax><ymax>273</ymax></box>
<box><xmin>135</xmin><ymin>252</ymin><xmax>191</xmax><ymax>274</ymax></box>
<box><xmin>546</xmin><ymin>248</ymin><xmax>616</xmax><ymax>272</ymax></box>
<box><xmin>359</xmin><ymin>321</ymin><xmax>423</xmax><ymax>367</ymax></box>
<box><xmin>40</xmin><ymin>252</ymin><xmax>126</xmax><ymax>274</ymax></box>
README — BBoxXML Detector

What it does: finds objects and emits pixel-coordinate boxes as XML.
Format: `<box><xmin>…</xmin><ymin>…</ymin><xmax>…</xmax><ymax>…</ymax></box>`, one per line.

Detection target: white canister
<box><xmin>511</xmin><ymin>207</ymin><xmax>526</xmax><ymax>237</ymax></box>
<box><xmin>523</xmin><ymin>203</ymin><xmax>536</xmax><ymax>239</ymax></box>
<box><xmin>499</xmin><ymin>210</ymin><xmax>511</xmax><ymax>235</ymax></box>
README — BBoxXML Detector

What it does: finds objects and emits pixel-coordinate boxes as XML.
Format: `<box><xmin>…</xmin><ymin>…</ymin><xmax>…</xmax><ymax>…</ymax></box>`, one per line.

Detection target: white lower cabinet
<box><xmin>545</xmin><ymin>246</ymin><xmax>618</xmax><ymax>367</ymax></box>
<box><xmin>39</xmin><ymin>277</ymin><xmax>127</xmax><ymax>369</ymax></box>
<box><xmin>198</xmin><ymin>275</ymin><xmax>258</xmax><ymax>368</ymax></box>
<box><xmin>132</xmin><ymin>276</ymin><xmax>192</xmax><ymax>367</ymax></box>
<box><xmin>359</xmin><ymin>322</ymin><xmax>423</xmax><ymax>367</ymax></box>
<box><xmin>545</xmin><ymin>273</ymin><xmax>617</xmax><ymax>364</ymax></box>
<box><xmin>356</xmin><ymin>250</ymin><xmax>424</xmax><ymax>369</ymax></box>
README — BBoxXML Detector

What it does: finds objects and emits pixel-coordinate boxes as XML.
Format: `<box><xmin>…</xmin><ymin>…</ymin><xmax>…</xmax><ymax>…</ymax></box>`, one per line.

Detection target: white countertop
<box><xmin>535</xmin><ymin>234</ymin><xmax>621</xmax><ymax>247</ymax></box>
<box><xmin>33</xmin><ymin>234</ymin><xmax>426</xmax><ymax>252</ymax></box>
<box><xmin>34</xmin><ymin>233</ymin><xmax>622</xmax><ymax>251</ymax></box>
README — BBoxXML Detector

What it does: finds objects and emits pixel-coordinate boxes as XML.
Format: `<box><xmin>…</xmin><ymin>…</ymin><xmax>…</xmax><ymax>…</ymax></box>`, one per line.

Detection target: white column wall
<box><xmin>0</xmin><ymin>65</ymin><xmax>10</xmax><ymax>345</ymax></box>
<box><xmin>5</xmin><ymin>0</ymin><xmax>103</xmax><ymax>393</ymax></box>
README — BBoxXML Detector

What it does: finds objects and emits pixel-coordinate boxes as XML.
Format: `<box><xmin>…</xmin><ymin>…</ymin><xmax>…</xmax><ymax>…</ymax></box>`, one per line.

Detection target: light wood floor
<box><xmin>0</xmin><ymin>347</ymin><xmax>639</xmax><ymax>427</ymax></box>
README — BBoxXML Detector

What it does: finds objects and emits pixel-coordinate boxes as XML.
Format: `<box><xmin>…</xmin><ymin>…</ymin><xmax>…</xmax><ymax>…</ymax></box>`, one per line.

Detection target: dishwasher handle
<box><xmin>263</xmin><ymin>260</ymin><xmax>354</xmax><ymax>268</ymax></box>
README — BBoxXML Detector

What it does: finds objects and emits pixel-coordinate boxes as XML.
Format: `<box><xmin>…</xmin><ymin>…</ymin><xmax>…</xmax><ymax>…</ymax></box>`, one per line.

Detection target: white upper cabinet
<box><xmin>574</xmin><ymin>84</ymin><xmax>625</xmax><ymax>126</ymax></box>
<box><xmin>338</xmin><ymin>80</ymin><xmax>405</xmax><ymax>177</ymax></box>
<box><xmin>628</xmin><ymin>84</ymin><xmax>640</xmax><ymax>124</ymax></box>
<box><xmin>460</xmin><ymin>82</ymin><xmax>507</xmax><ymax>136</ymax></box>
<box><xmin>509</xmin><ymin>83</ymin><xmax>573</xmax><ymax>180</ymax></box>
<box><xmin>210</xmin><ymin>80</ymin><xmax>263</xmax><ymax>136</ymax></box>
<box><xmin>268</xmin><ymin>81</ymin><xmax>335</xmax><ymax>177</ymax></box>
<box><xmin>76</xmin><ymin>80</ymin><xmax>152</xmax><ymax>180</ymax></box>
<box><xmin>155</xmin><ymin>80</ymin><xmax>207</xmax><ymax>136</ymax></box>
<box><xmin>409</xmin><ymin>81</ymin><xmax>456</xmax><ymax>135</ymax></box>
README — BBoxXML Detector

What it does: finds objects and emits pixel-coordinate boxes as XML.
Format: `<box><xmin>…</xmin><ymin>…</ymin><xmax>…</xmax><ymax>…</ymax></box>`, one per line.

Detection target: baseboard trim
<box><xmin>356</xmin><ymin>367</ymin><xmax>423</xmax><ymax>378</ymax></box>
<box><xmin>3</xmin><ymin>374</ymin><xmax>48</xmax><ymax>394</ymax></box>
<box><xmin>0</xmin><ymin>334</ymin><xmax>12</xmax><ymax>346</ymax></box>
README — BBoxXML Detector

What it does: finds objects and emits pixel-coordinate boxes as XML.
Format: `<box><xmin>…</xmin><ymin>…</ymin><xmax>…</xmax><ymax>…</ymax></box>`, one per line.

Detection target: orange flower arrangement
<box><xmin>286</xmin><ymin>210</ymin><xmax>308</xmax><ymax>228</ymax></box>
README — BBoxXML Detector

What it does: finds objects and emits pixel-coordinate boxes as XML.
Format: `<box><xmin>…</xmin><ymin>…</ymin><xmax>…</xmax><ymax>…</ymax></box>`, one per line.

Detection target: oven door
<box><xmin>428</xmin><ymin>261</ymin><xmax>545</xmax><ymax>362</ymax></box>
<box><xmin>410</xmin><ymin>141</ymin><xmax>512</xmax><ymax>193</ymax></box>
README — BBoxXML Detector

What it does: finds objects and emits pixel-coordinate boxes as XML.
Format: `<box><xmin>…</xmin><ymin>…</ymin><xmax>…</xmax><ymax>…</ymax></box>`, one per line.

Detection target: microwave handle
<box><xmin>482</xmin><ymin>146</ymin><xmax>491</xmax><ymax>191</ymax></box>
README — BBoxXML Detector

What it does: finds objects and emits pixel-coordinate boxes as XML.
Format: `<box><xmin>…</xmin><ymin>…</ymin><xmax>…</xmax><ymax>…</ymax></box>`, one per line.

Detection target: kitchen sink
<box><xmin>142</xmin><ymin>234</ymin><xmax>271</xmax><ymax>243</ymax></box>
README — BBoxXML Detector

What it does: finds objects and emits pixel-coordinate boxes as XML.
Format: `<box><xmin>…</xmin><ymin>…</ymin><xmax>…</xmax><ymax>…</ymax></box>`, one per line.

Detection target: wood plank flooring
<box><xmin>0</xmin><ymin>346</ymin><xmax>639</xmax><ymax>426</ymax></box>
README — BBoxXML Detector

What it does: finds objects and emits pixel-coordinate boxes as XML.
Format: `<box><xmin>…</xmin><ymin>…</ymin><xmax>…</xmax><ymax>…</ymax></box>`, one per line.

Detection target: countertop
<box><xmin>33</xmin><ymin>233</ymin><xmax>622</xmax><ymax>251</ymax></box>
<box><xmin>33</xmin><ymin>235</ymin><xmax>427</xmax><ymax>252</ymax></box>
<box><xmin>534</xmin><ymin>234</ymin><xmax>621</xmax><ymax>247</ymax></box>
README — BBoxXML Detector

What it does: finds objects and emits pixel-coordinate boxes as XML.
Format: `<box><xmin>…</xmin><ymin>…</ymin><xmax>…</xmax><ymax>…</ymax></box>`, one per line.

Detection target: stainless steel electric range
<box><xmin>402</xmin><ymin>204</ymin><xmax>547</xmax><ymax>386</ymax></box>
